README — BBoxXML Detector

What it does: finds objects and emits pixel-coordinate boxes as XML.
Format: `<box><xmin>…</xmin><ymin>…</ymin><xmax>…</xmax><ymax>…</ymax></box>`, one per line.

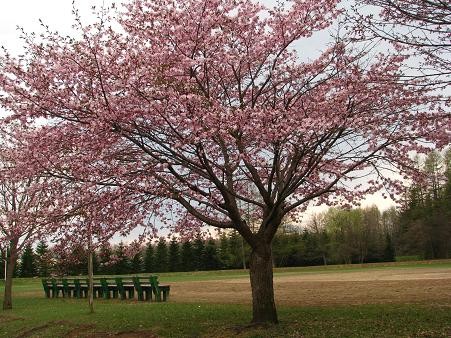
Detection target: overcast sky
<box><xmin>0</xmin><ymin>1</ymin><xmax>396</xmax><ymax>241</ymax></box>
<box><xmin>0</xmin><ymin>1</ymin><xmax>122</xmax><ymax>54</ymax></box>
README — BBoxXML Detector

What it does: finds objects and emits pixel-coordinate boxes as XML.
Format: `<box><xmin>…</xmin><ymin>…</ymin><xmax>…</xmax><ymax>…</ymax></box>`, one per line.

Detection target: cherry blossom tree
<box><xmin>0</xmin><ymin>130</ymin><xmax>56</xmax><ymax>310</ymax></box>
<box><xmin>1</xmin><ymin>0</ymin><xmax>449</xmax><ymax>323</ymax></box>
<box><xmin>11</xmin><ymin>123</ymin><xmax>152</xmax><ymax>313</ymax></box>
<box><xmin>49</xmin><ymin>183</ymin><xmax>148</xmax><ymax>313</ymax></box>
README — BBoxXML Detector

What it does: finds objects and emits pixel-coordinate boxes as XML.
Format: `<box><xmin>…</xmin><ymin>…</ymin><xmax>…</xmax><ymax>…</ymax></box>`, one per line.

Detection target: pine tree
<box><xmin>92</xmin><ymin>250</ymin><xmax>99</xmax><ymax>274</ymax></box>
<box><xmin>19</xmin><ymin>244</ymin><xmax>37</xmax><ymax>277</ymax></box>
<box><xmin>98</xmin><ymin>243</ymin><xmax>113</xmax><ymax>275</ymax></box>
<box><xmin>143</xmin><ymin>242</ymin><xmax>154</xmax><ymax>273</ymax></box>
<box><xmin>180</xmin><ymin>240</ymin><xmax>194</xmax><ymax>272</ymax></box>
<box><xmin>154</xmin><ymin>238</ymin><xmax>169</xmax><ymax>272</ymax></box>
<box><xmin>193</xmin><ymin>236</ymin><xmax>205</xmax><ymax>271</ymax></box>
<box><xmin>114</xmin><ymin>242</ymin><xmax>131</xmax><ymax>275</ymax></box>
<box><xmin>228</xmin><ymin>231</ymin><xmax>245</xmax><ymax>269</ymax></box>
<box><xmin>35</xmin><ymin>241</ymin><xmax>50</xmax><ymax>277</ymax></box>
<box><xmin>131</xmin><ymin>251</ymin><xmax>143</xmax><ymax>274</ymax></box>
<box><xmin>218</xmin><ymin>234</ymin><xmax>231</xmax><ymax>269</ymax></box>
<box><xmin>168</xmin><ymin>238</ymin><xmax>180</xmax><ymax>272</ymax></box>
<box><xmin>204</xmin><ymin>239</ymin><xmax>220</xmax><ymax>270</ymax></box>
<box><xmin>69</xmin><ymin>245</ymin><xmax>88</xmax><ymax>275</ymax></box>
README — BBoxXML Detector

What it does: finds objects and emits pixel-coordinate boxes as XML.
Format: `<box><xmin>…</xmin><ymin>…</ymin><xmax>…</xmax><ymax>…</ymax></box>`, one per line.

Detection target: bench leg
<box><xmin>119</xmin><ymin>290</ymin><xmax>126</xmax><ymax>300</ymax></box>
<box><xmin>145</xmin><ymin>290</ymin><xmax>152</xmax><ymax>301</ymax></box>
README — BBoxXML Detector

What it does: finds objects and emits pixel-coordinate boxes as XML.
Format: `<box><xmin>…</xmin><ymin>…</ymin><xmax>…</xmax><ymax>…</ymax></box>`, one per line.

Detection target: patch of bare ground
<box><xmin>0</xmin><ymin>315</ymin><xmax>24</xmax><ymax>324</ymax></box>
<box><xmin>168</xmin><ymin>267</ymin><xmax>451</xmax><ymax>306</ymax></box>
<box><xmin>75</xmin><ymin>330</ymin><xmax>158</xmax><ymax>338</ymax></box>
<box><xmin>14</xmin><ymin>320</ymin><xmax>159</xmax><ymax>338</ymax></box>
<box><xmin>15</xmin><ymin>320</ymin><xmax>73</xmax><ymax>338</ymax></box>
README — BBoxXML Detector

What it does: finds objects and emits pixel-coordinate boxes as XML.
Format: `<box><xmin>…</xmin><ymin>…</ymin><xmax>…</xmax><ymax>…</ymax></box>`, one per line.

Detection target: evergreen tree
<box><xmin>35</xmin><ymin>241</ymin><xmax>50</xmax><ymax>277</ymax></box>
<box><xmin>204</xmin><ymin>239</ymin><xmax>220</xmax><ymax>270</ymax></box>
<box><xmin>143</xmin><ymin>242</ymin><xmax>154</xmax><ymax>273</ymax></box>
<box><xmin>154</xmin><ymin>238</ymin><xmax>169</xmax><ymax>272</ymax></box>
<box><xmin>228</xmin><ymin>231</ymin><xmax>245</xmax><ymax>269</ymax></box>
<box><xmin>168</xmin><ymin>238</ymin><xmax>180</xmax><ymax>272</ymax></box>
<box><xmin>193</xmin><ymin>236</ymin><xmax>206</xmax><ymax>271</ymax></box>
<box><xmin>98</xmin><ymin>243</ymin><xmax>114</xmax><ymax>275</ymax></box>
<box><xmin>218</xmin><ymin>234</ymin><xmax>231</xmax><ymax>269</ymax></box>
<box><xmin>180</xmin><ymin>240</ymin><xmax>194</xmax><ymax>272</ymax></box>
<box><xmin>131</xmin><ymin>250</ymin><xmax>143</xmax><ymax>274</ymax></box>
<box><xmin>92</xmin><ymin>250</ymin><xmax>99</xmax><ymax>274</ymax></box>
<box><xmin>19</xmin><ymin>244</ymin><xmax>37</xmax><ymax>277</ymax></box>
<box><xmin>113</xmin><ymin>242</ymin><xmax>131</xmax><ymax>275</ymax></box>
<box><xmin>70</xmin><ymin>245</ymin><xmax>88</xmax><ymax>275</ymax></box>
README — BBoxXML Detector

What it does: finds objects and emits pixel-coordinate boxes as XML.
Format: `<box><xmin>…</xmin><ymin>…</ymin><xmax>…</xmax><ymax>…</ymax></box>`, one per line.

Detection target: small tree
<box><xmin>114</xmin><ymin>242</ymin><xmax>131</xmax><ymax>275</ymax></box>
<box><xmin>218</xmin><ymin>234</ymin><xmax>231</xmax><ymax>269</ymax></box>
<box><xmin>204</xmin><ymin>239</ymin><xmax>221</xmax><ymax>271</ymax></box>
<box><xmin>35</xmin><ymin>241</ymin><xmax>51</xmax><ymax>277</ymax></box>
<box><xmin>193</xmin><ymin>237</ymin><xmax>206</xmax><ymax>271</ymax></box>
<box><xmin>19</xmin><ymin>244</ymin><xmax>37</xmax><ymax>277</ymax></box>
<box><xmin>168</xmin><ymin>238</ymin><xmax>180</xmax><ymax>272</ymax></box>
<box><xmin>0</xmin><ymin>136</ymin><xmax>55</xmax><ymax>310</ymax></box>
<box><xmin>98</xmin><ymin>243</ymin><xmax>114</xmax><ymax>275</ymax></box>
<box><xmin>131</xmin><ymin>250</ymin><xmax>143</xmax><ymax>274</ymax></box>
<box><xmin>154</xmin><ymin>238</ymin><xmax>168</xmax><ymax>273</ymax></box>
<box><xmin>180</xmin><ymin>241</ymin><xmax>195</xmax><ymax>272</ymax></box>
<box><xmin>143</xmin><ymin>242</ymin><xmax>154</xmax><ymax>273</ymax></box>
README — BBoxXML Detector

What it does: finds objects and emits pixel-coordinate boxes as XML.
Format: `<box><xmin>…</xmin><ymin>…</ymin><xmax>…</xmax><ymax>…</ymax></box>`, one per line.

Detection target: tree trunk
<box><xmin>249</xmin><ymin>243</ymin><xmax>278</xmax><ymax>324</ymax></box>
<box><xmin>3</xmin><ymin>246</ymin><xmax>17</xmax><ymax>310</ymax></box>
<box><xmin>88</xmin><ymin>250</ymin><xmax>94</xmax><ymax>313</ymax></box>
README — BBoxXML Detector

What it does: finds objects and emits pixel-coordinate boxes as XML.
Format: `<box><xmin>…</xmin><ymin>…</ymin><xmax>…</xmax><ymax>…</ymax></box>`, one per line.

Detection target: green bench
<box><xmin>42</xmin><ymin>276</ymin><xmax>170</xmax><ymax>302</ymax></box>
<box><xmin>150</xmin><ymin>275</ymin><xmax>170</xmax><ymax>301</ymax></box>
<box><xmin>42</xmin><ymin>278</ymin><xmax>103</xmax><ymax>298</ymax></box>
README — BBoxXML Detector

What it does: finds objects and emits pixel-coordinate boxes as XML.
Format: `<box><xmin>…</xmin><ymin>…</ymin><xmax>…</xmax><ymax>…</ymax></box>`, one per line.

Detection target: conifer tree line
<box><xmin>1</xmin><ymin>151</ymin><xmax>449</xmax><ymax>279</ymax></box>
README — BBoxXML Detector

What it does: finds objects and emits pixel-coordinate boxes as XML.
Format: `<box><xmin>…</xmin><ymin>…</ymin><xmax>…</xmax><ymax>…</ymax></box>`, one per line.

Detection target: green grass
<box><xmin>0</xmin><ymin>260</ymin><xmax>450</xmax><ymax>337</ymax></box>
<box><xmin>0</xmin><ymin>298</ymin><xmax>450</xmax><ymax>337</ymax></box>
<box><xmin>396</xmin><ymin>255</ymin><xmax>424</xmax><ymax>262</ymax></box>
<box><xmin>161</xmin><ymin>258</ymin><xmax>451</xmax><ymax>282</ymax></box>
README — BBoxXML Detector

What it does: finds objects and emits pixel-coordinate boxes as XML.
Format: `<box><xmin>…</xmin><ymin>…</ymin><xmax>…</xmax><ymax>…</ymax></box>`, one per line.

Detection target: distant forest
<box><xmin>2</xmin><ymin>150</ymin><xmax>450</xmax><ymax>278</ymax></box>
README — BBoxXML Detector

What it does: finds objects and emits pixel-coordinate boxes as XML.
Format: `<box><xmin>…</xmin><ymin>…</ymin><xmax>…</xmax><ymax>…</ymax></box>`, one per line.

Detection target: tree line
<box><xmin>3</xmin><ymin>152</ymin><xmax>449</xmax><ymax>279</ymax></box>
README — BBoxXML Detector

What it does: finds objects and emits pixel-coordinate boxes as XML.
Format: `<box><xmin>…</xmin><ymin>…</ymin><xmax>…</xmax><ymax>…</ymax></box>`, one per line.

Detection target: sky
<box><xmin>0</xmin><ymin>1</ymin><xmax>118</xmax><ymax>54</ymax></box>
<box><xmin>0</xmin><ymin>0</ymin><xmax>397</xmax><ymax>242</ymax></box>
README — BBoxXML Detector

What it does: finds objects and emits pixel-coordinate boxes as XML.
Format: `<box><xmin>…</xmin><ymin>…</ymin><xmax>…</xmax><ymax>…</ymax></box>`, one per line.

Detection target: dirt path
<box><xmin>169</xmin><ymin>267</ymin><xmax>451</xmax><ymax>306</ymax></box>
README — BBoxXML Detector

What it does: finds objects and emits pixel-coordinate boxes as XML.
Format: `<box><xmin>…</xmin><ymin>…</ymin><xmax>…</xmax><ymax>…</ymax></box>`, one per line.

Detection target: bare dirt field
<box><xmin>169</xmin><ymin>267</ymin><xmax>451</xmax><ymax>306</ymax></box>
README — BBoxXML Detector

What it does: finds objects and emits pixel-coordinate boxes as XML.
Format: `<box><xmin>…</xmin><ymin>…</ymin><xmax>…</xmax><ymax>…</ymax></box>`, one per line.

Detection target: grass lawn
<box><xmin>1</xmin><ymin>260</ymin><xmax>450</xmax><ymax>337</ymax></box>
